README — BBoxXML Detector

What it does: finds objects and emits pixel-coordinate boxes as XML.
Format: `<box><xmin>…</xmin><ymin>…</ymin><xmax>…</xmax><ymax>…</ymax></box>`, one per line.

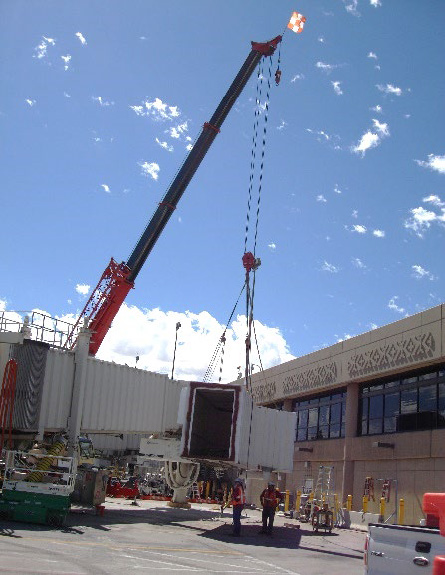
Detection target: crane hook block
<box><xmin>242</xmin><ymin>252</ymin><xmax>261</xmax><ymax>272</ymax></box>
<box><xmin>275</xmin><ymin>68</ymin><xmax>282</xmax><ymax>85</ymax></box>
<box><xmin>243</xmin><ymin>252</ymin><xmax>255</xmax><ymax>272</ymax></box>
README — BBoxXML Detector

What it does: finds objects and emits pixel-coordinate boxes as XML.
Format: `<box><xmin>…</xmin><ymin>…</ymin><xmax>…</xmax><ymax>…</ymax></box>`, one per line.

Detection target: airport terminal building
<box><xmin>247</xmin><ymin>304</ymin><xmax>445</xmax><ymax>525</ymax></box>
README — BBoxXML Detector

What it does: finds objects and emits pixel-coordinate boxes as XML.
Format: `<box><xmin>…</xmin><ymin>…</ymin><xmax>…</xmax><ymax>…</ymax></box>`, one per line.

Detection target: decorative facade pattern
<box><xmin>282</xmin><ymin>362</ymin><xmax>338</xmax><ymax>396</ymax></box>
<box><xmin>347</xmin><ymin>332</ymin><xmax>435</xmax><ymax>378</ymax></box>
<box><xmin>250</xmin><ymin>380</ymin><xmax>277</xmax><ymax>403</ymax></box>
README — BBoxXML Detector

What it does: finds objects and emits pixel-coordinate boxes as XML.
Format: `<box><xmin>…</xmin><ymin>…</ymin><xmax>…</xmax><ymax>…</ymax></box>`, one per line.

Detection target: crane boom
<box><xmin>66</xmin><ymin>35</ymin><xmax>282</xmax><ymax>356</ymax></box>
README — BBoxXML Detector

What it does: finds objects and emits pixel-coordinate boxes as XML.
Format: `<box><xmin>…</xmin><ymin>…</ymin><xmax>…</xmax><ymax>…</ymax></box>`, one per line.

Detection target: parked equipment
<box><xmin>0</xmin><ymin>440</ymin><xmax>75</xmax><ymax>526</ymax></box>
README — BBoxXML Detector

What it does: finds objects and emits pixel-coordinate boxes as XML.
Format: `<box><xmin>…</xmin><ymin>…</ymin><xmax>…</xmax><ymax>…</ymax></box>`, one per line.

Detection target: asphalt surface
<box><xmin>0</xmin><ymin>498</ymin><xmax>367</xmax><ymax>574</ymax></box>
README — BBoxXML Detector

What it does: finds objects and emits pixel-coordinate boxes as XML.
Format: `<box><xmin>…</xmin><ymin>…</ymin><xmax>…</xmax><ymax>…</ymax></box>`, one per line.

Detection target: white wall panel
<box><xmin>235</xmin><ymin>391</ymin><xmax>295</xmax><ymax>472</ymax></box>
<box><xmin>36</xmin><ymin>348</ymin><xmax>183</xmax><ymax>435</ymax></box>
<box><xmin>80</xmin><ymin>357</ymin><xmax>183</xmax><ymax>434</ymax></box>
<box><xmin>38</xmin><ymin>348</ymin><xmax>74</xmax><ymax>430</ymax></box>
<box><xmin>88</xmin><ymin>433</ymin><xmax>151</xmax><ymax>452</ymax></box>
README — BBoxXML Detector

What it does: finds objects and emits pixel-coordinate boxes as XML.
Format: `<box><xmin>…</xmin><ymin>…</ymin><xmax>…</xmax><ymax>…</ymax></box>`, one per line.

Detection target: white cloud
<box><xmin>318</xmin><ymin>37</ymin><xmax>325</xmax><ymax>43</ymax></box>
<box><xmin>186</xmin><ymin>144</ymin><xmax>193</xmax><ymax>151</ymax></box>
<box><xmin>0</xmin><ymin>301</ymin><xmax>294</xmax><ymax>382</ymax></box>
<box><xmin>166</xmin><ymin>121</ymin><xmax>189</xmax><ymax>140</ymax></box>
<box><xmin>25</xmin><ymin>99</ymin><xmax>36</xmax><ymax>107</ymax></box>
<box><xmin>370</xmin><ymin>105</ymin><xmax>382</xmax><ymax>113</ymax></box>
<box><xmin>130</xmin><ymin>98</ymin><xmax>181</xmax><ymax>122</ymax></box>
<box><xmin>75</xmin><ymin>32</ymin><xmax>87</xmax><ymax>45</ymax></box>
<box><xmin>344</xmin><ymin>0</ymin><xmax>360</xmax><ymax>17</ymax></box>
<box><xmin>75</xmin><ymin>284</ymin><xmax>90</xmax><ymax>296</ymax></box>
<box><xmin>351</xmin><ymin>131</ymin><xmax>380</xmax><ymax>156</ymax></box>
<box><xmin>61</xmin><ymin>54</ymin><xmax>71</xmax><ymax>71</ymax></box>
<box><xmin>139</xmin><ymin>161</ymin><xmax>160</xmax><ymax>180</ymax></box>
<box><xmin>334</xmin><ymin>184</ymin><xmax>342</xmax><ymax>194</ymax></box>
<box><xmin>92</xmin><ymin>96</ymin><xmax>114</xmax><ymax>107</ymax></box>
<box><xmin>277</xmin><ymin>120</ymin><xmax>287</xmax><ymax>131</ymax></box>
<box><xmin>373</xmin><ymin>229</ymin><xmax>385</xmax><ymax>238</ymax></box>
<box><xmin>155</xmin><ymin>138</ymin><xmax>174</xmax><ymax>152</ymax></box>
<box><xmin>370</xmin><ymin>0</ymin><xmax>382</xmax><ymax>6</ymax></box>
<box><xmin>376</xmin><ymin>83</ymin><xmax>402</xmax><ymax>96</ymax></box>
<box><xmin>404</xmin><ymin>197</ymin><xmax>445</xmax><ymax>237</ymax></box>
<box><xmin>368</xmin><ymin>52</ymin><xmax>378</xmax><ymax>59</ymax></box>
<box><xmin>306</xmin><ymin>129</ymin><xmax>341</xmax><ymax>150</ymax></box>
<box><xmin>291</xmin><ymin>74</ymin><xmax>305</xmax><ymax>83</ymax></box>
<box><xmin>316</xmin><ymin>61</ymin><xmax>338</xmax><ymax>73</ymax></box>
<box><xmin>268</xmin><ymin>243</ymin><xmax>276</xmax><ymax>251</ymax></box>
<box><xmin>336</xmin><ymin>333</ymin><xmax>353</xmax><ymax>342</ymax></box>
<box><xmin>33</xmin><ymin>36</ymin><xmax>56</xmax><ymax>59</ymax></box>
<box><xmin>352</xmin><ymin>257</ymin><xmax>366</xmax><ymax>269</ymax></box>
<box><xmin>317</xmin><ymin>194</ymin><xmax>327</xmax><ymax>203</ymax></box>
<box><xmin>415</xmin><ymin>154</ymin><xmax>445</xmax><ymax>174</ymax></box>
<box><xmin>332</xmin><ymin>81</ymin><xmax>343</xmax><ymax>96</ymax></box>
<box><xmin>412</xmin><ymin>265</ymin><xmax>435</xmax><ymax>281</ymax></box>
<box><xmin>351</xmin><ymin>224</ymin><xmax>367</xmax><ymax>234</ymax></box>
<box><xmin>130</xmin><ymin>105</ymin><xmax>144</xmax><ymax>116</ymax></box>
<box><xmin>423</xmin><ymin>195</ymin><xmax>445</xmax><ymax>207</ymax></box>
<box><xmin>388</xmin><ymin>296</ymin><xmax>405</xmax><ymax>314</ymax></box>
<box><xmin>94</xmin><ymin>304</ymin><xmax>294</xmax><ymax>382</ymax></box>
<box><xmin>322</xmin><ymin>261</ymin><xmax>339</xmax><ymax>273</ymax></box>
<box><xmin>372</xmin><ymin>118</ymin><xmax>389</xmax><ymax>136</ymax></box>
<box><xmin>352</xmin><ymin>118</ymin><xmax>390</xmax><ymax>156</ymax></box>
<box><xmin>64</xmin><ymin>92</ymin><xmax>71</xmax><ymax>98</ymax></box>
<box><xmin>306</xmin><ymin>128</ymin><xmax>330</xmax><ymax>141</ymax></box>
<box><xmin>101</xmin><ymin>184</ymin><xmax>110</xmax><ymax>193</ymax></box>
<box><xmin>352</xmin><ymin>210</ymin><xmax>358</xmax><ymax>219</ymax></box>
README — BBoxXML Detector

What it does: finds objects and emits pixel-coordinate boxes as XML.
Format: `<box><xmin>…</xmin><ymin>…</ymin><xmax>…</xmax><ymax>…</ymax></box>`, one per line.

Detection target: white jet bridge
<box><xmin>0</xmin><ymin>316</ymin><xmax>295</xmax><ymax>503</ymax></box>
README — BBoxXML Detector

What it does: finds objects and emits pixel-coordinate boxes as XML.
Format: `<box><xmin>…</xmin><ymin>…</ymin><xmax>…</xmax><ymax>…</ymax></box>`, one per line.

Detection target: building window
<box><xmin>359</xmin><ymin>365</ymin><xmax>445</xmax><ymax>435</ymax></box>
<box><xmin>293</xmin><ymin>389</ymin><xmax>346</xmax><ymax>441</ymax></box>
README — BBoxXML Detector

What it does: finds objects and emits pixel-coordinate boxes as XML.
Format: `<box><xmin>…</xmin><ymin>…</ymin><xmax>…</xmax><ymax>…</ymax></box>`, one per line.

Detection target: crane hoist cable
<box><xmin>202</xmin><ymin>282</ymin><xmax>245</xmax><ymax>383</ymax></box>
<box><xmin>243</xmin><ymin>51</ymin><xmax>275</xmax><ymax>391</ymax></box>
<box><xmin>203</xmin><ymin>45</ymin><xmax>280</xmax><ymax>386</ymax></box>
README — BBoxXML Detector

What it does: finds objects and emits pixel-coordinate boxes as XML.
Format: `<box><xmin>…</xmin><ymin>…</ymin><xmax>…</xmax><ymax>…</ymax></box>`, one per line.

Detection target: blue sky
<box><xmin>1</xmin><ymin>1</ymin><xmax>444</xmax><ymax>382</ymax></box>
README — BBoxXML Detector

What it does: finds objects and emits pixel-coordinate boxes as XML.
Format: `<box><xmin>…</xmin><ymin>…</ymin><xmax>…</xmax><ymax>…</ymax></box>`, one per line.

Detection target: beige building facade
<box><xmin>247</xmin><ymin>304</ymin><xmax>445</xmax><ymax>525</ymax></box>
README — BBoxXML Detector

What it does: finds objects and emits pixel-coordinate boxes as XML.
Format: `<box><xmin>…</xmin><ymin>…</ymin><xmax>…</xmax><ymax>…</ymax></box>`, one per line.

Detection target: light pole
<box><xmin>171</xmin><ymin>322</ymin><xmax>181</xmax><ymax>380</ymax></box>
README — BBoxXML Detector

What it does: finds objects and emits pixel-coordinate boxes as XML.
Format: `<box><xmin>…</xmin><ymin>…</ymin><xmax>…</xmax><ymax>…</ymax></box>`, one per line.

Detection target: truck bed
<box><xmin>365</xmin><ymin>522</ymin><xmax>445</xmax><ymax>575</ymax></box>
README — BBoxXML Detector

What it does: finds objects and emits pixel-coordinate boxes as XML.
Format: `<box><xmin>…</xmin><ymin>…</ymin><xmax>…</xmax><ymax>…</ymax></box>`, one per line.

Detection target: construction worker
<box><xmin>259</xmin><ymin>481</ymin><xmax>283</xmax><ymax>535</ymax></box>
<box><xmin>231</xmin><ymin>478</ymin><xmax>245</xmax><ymax>536</ymax></box>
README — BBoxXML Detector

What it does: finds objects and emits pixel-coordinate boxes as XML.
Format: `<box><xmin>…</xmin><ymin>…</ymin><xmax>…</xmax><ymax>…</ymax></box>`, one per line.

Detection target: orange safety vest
<box><xmin>261</xmin><ymin>488</ymin><xmax>281</xmax><ymax>509</ymax></box>
<box><xmin>232</xmin><ymin>484</ymin><xmax>246</xmax><ymax>507</ymax></box>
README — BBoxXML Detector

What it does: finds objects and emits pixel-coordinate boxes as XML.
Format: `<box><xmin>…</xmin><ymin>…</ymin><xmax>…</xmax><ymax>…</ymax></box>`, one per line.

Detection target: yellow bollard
<box><xmin>205</xmin><ymin>481</ymin><xmax>210</xmax><ymax>500</ymax></box>
<box><xmin>379</xmin><ymin>497</ymin><xmax>385</xmax><ymax>519</ymax></box>
<box><xmin>363</xmin><ymin>495</ymin><xmax>369</xmax><ymax>513</ymax></box>
<box><xmin>347</xmin><ymin>494</ymin><xmax>352</xmax><ymax>511</ymax></box>
<box><xmin>284</xmin><ymin>490</ymin><xmax>290</xmax><ymax>513</ymax></box>
<box><xmin>334</xmin><ymin>493</ymin><xmax>338</xmax><ymax>523</ymax></box>
<box><xmin>399</xmin><ymin>498</ymin><xmax>405</xmax><ymax>525</ymax></box>
<box><xmin>296</xmin><ymin>490</ymin><xmax>301</xmax><ymax>514</ymax></box>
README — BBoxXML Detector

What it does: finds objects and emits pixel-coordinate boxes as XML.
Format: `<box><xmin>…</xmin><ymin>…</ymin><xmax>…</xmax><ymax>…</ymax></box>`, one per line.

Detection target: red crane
<box><xmin>65</xmin><ymin>35</ymin><xmax>282</xmax><ymax>356</ymax></box>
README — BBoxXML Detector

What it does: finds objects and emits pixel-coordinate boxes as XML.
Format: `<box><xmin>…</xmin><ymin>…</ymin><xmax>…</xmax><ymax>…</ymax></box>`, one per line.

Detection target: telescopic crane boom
<box><xmin>66</xmin><ymin>35</ymin><xmax>282</xmax><ymax>356</ymax></box>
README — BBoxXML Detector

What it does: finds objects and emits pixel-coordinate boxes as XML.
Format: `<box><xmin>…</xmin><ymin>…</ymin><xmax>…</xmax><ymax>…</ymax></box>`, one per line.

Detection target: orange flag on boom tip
<box><xmin>287</xmin><ymin>11</ymin><xmax>306</xmax><ymax>33</ymax></box>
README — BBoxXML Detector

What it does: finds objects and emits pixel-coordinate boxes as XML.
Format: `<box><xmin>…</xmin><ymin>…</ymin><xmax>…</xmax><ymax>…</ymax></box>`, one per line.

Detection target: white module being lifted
<box><xmin>140</xmin><ymin>382</ymin><xmax>296</xmax><ymax>473</ymax></box>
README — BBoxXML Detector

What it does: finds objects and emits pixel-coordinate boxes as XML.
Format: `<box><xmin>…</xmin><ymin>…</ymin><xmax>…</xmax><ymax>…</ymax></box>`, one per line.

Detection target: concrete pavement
<box><xmin>0</xmin><ymin>498</ymin><xmax>367</xmax><ymax>574</ymax></box>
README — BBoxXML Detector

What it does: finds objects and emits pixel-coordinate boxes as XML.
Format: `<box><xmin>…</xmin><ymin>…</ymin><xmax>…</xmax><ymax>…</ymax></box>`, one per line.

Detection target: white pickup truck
<box><xmin>364</xmin><ymin>523</ymin><xmax>445</xmax><ymax>575</ymax></box>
